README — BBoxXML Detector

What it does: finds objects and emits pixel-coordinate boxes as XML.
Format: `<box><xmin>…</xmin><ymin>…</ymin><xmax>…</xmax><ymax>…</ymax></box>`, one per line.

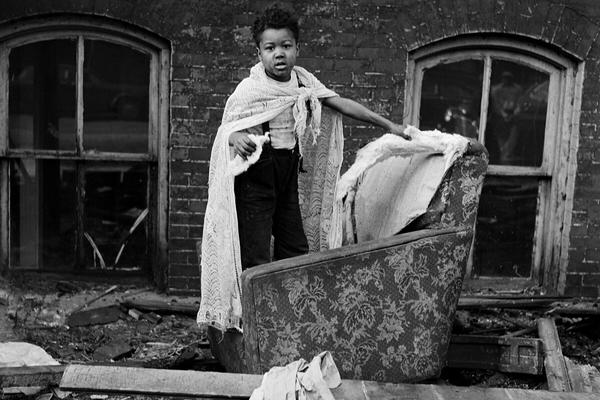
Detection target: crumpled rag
<box><xmin>250</xmin><ymin>351</ymin><xmax>341</xmax><ymax>400</ymax></box>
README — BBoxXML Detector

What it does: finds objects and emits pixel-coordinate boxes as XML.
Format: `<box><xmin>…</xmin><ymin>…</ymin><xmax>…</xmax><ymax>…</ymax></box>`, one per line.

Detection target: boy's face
<box><xmin>257</xmin><ymin>28</ymin><xmax>298</xmax><ymax>82</ymax></box>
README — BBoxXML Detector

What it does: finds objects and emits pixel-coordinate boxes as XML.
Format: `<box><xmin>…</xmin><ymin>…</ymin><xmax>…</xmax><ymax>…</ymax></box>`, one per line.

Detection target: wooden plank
<box><xmin>538</xmin><ymin>317</ymin><xmax>572</xmax><ymax>391</ymax></box>
<box><xmin>0</xmin><ymin>45</ymin><xmax>9</xmax><ymax>274</ymax></box>
<box><xmin>76</xmin><ymin>36</ymin><xmax>84</xmax><ymax>155</ymax></box>
<box><xmin>458</xmin><ymin>296</ymin><xmax>566</xmax><ymax>310</ymax></box>
<box><xmin>552</xmin><ymin>307</ymin><xmax>600</xmax><ymax>318</ymax></box>
<box><xmin>120</xmin><ymin>298</ymin><xmax>198</xmax><ymax>315</ymax></box>
<box><xmin>556</xmin><ymin>64</ymin><xmax>584</xmax><ymax>295</ymax></box>
<box><xmin>565</xmin><ymin>357</ymin><xmax>592</xmax><ymax>393</ymax></box>
<box><xmin>446</xmin><ymin>335</ymin><xmax>544</xmax><ymax>375</ymax></box>
<box><xmin>0</xmin><ymin>365</ymin><xmax>66</xmax><ymax>388</ymax></box>
<box><xmin>3</xmin><ymin>150</ymin><xmax>155</xmax><ymax>161</ymax></box>
<box><xmin>155</xmin><ymin>47</ymin><xmax>170</xmax><ymax>290</ymax></box>
<box><xmin>479</xmin><ymin>54</ymin><xmax>492</xmax><ymax>144</ymax></box>
<box><xmin>59</xmin><ymin>364</ymin><xmax>600</xmax><ymax>400</ymax></box>
<box><xmin>583</xmin><ymin>364</ymin><xmax>600</xmax><ymax>393</ymax></box>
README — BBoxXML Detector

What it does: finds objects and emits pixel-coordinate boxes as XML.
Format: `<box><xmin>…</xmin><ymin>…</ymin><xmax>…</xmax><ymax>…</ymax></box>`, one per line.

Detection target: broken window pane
<box><xmin>420</xmin><ymin>59</ymin><xmax>483</xmax><ymax>139</ymax></box>
<box><xmin>8</xmin><ymin>40</ymin><xmax>77</xmax><ymax>151</ymax></box>
<box><xmin>83</xmin><ymin>162</ymin><xmax>148</xmax><ymax>270</ymax></box>
<box><xmin>83</xmin><ymin>40</ymin><xmax>150</xmax><ymax>153</ymax></box>
<box><xmin>9</xmin><ymin>159</ymin><xmax>77</xmax><ymax>269</ymax></box>
<box><xmin>486</xmin><ymin>60</ymin><xmax>548</xmax><ymax>166</ymax></box>
<box><xmin>473</xmin><ymin>176</ymin><xmax>539</xmax><ymax>278</ymax></box>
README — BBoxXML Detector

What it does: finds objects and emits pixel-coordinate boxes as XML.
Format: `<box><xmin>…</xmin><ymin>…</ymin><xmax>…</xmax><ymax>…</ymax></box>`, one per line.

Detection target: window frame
<box><xmin>404</xmin><ymin>37</ymin><xmax>583</xmax><ymax>293</ymax></box>
<box><xmin>0</xmin><ymin>17</ymin><xmax>170</xmax><ymax>286</ymax></box>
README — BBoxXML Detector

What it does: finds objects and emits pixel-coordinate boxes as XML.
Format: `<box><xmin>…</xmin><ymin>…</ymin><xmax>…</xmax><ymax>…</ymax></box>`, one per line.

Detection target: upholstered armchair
<box><xmin>211</xmin><ymin>139</ymin><xmax>488</xmax><ymax>383</ymax></box>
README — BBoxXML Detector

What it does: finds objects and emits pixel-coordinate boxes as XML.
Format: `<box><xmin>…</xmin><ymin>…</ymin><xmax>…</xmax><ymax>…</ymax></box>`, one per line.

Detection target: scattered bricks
<box><xmin>93</xmin><ymin>340</ymin><xmax>134</xmax><ymax>362</ymax></box>
<box><xmin>143</xmin><ymin>312</ymin><xmax>163</xmax><ymax>324</ymax></box>
<box><xmin>128</xmin><ymin>308</ymin><xmax>143</xmax><ymax>320</ymax></box>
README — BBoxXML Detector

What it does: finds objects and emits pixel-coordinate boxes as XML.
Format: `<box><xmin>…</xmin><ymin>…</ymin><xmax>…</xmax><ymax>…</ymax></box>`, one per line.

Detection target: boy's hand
<box><xmin>229</xmin><ymin>131</ymin><xmax>257</xmax><ymax>159</ymax></box>
<box><xmin>389</xmin><ymin>123</ymin><xmax>411</xmax><ymax>140</ymax></box>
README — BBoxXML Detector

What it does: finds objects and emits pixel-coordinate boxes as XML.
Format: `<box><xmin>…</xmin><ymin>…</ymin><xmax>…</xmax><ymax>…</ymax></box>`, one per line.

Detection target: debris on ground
<box><xmin>0</xmin><ymin>273</ymin><xmax>212</xmax><ymax>372</ymax></box>
<box><xmin>2</xmin><ymin>273</ymin><xmax>600</xmax><ymax>392</ymax></box>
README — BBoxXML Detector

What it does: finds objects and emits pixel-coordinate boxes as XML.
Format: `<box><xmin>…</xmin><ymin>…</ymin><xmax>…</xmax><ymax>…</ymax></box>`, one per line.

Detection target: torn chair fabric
<box><xmin>329</xmin><ymin>127</ymin><xmax>470</xmax><ymax>247</ymax></box>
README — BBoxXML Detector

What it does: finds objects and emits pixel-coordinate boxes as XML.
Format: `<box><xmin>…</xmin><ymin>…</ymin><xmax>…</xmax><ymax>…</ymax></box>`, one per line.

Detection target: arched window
<box><xmin>405</xmin><ymin>38</ymin><xmax>582</xmax><ymax>292</ymax></box>
<box><xmin>0</xmin><ymin>18</ymin><xmax>169</xmax><ymax>276</ymax></box>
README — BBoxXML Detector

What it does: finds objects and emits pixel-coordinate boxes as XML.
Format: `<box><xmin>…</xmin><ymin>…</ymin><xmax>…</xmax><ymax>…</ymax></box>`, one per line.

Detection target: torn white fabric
<box><xmin>329</xmin><ymin>126</ymin><xmax>470</xmax><ymax>247</ymax></box>
<box><xmin>197</xmin><ymin>62</ymin><xmax>343</xmax><ymax>331</ymax></box>
<box><xmin>0</xmin><ymin>342</ymin><xmax>60</xmax><ymax>367</ymax></box>
<box><xmin>228</xmin><ymin>132</ymin><xmax>271</xmax><ymax>176</ymax></box>
<box><xmin>249</xmin><ymin>351</ymin><xmax>341</xmax><ymax>400</ymax></box>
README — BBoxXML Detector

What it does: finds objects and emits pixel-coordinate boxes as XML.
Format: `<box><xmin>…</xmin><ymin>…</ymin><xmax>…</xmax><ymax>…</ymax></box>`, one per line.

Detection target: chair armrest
<box><xmin>242</xmin><ymin>227</ymin><xmax>461</xmax><ymax>282</ymax></box>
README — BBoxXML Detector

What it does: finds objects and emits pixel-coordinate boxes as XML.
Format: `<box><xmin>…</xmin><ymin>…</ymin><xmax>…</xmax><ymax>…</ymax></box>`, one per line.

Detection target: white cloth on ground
<box><xmin>249</xmin><ymin>351</ymin><xmax>341</xmax><ymax>400</ymax></box>
<box><xmin>197</xmin><ymin>62</ymin><xmax>343</xmax><ymax>331</ymax></box>
<box><xmin>0</xmin><ymin>342</ymin><xmax>60</xmax><ymax>367</ymax></box>
<box><xmin>328</xmin><ymin>126</ymin><xmax>470</xmax><ymax>247</ymax></box>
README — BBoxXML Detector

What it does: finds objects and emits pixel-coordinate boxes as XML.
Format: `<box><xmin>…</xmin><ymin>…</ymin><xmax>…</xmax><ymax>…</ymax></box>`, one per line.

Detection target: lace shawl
<box><xmin>197</xmin><ymin>63</ymin><xmax>343</xmax><ymax>331</ymax></box>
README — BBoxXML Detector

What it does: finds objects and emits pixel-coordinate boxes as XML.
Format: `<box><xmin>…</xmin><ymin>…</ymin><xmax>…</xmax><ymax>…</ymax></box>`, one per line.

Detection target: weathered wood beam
<box><xmin>120</xmin><ymin>298</ymin><xmax>198</xmax><ymax>315</ymax></box>
<box><xmin>60</xmin><ymin>364</ymin><xmax>600</xmax><ymax>399</ymax></box>
<box><xmin>538</xmin><ymin>317</ymin><xmax>572</xmax><ymax>391</ymax></box>
<box><xmin>0</xmin><ymin>365</ymin><xmax>66</xmax><ymax>388</ymax></box>
<box><xmin>458</xmin><ymin>296</ymin><xmax>568</xmax><ymax>310</ymax></box>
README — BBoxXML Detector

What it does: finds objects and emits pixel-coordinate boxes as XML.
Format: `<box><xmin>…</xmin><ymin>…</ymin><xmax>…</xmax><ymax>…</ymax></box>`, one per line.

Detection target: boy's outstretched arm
<box><xmin>322</xmin><ymin>96</ymin><xmax>411</xmax><ymax>140</ymax></box>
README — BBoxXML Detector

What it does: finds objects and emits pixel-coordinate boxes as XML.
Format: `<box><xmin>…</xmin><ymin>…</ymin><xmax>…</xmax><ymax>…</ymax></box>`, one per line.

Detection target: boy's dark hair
<box><xmin>252</xmin><ymin>5</ymin><xmax>299</xmax><ymax>47</ymax></box>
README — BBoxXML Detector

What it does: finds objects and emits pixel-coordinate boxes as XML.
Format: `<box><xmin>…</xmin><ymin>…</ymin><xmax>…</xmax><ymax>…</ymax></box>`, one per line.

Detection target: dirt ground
<box><xmin>1</xmin><ymin>273</ymin><xmax>599</xmax><ymax>393</ymax></box>
<box><xmin>0</xmin><ymin>273</ymin><xmax>217</xmax><ymax>371</ymax></box>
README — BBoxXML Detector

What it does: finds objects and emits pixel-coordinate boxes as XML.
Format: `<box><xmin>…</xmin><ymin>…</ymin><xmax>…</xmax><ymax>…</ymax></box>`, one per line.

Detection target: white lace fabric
<box><xmin>197</xmin><ymin>63</ymin><xmax>343</xmax><ymax>331</ymax></box>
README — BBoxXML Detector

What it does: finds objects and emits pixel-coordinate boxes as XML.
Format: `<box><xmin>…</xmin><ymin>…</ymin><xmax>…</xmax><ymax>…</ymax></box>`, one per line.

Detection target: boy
<box><xmin>198</xmin><ymin>5</ymin><xmax>409</xmax><ymax>331</ymax></box>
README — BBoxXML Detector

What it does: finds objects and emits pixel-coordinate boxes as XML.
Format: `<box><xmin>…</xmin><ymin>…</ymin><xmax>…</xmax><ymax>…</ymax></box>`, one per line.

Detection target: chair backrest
<box><xmin>345</xmin><ymin>139</ymin><xmax>488</xmax><ymax>244</ymax></box>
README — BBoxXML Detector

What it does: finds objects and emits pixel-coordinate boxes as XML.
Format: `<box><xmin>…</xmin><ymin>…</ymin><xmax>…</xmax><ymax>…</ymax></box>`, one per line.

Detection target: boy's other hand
<box><xmin>229</xmin><ymin>131</ymin><xmax>257</xmax><ymax>159</ymax></box>
<box><xmin>389</xmin><ymin>123</ymin><xmax>411</xmax><ymax>140</ymax></box>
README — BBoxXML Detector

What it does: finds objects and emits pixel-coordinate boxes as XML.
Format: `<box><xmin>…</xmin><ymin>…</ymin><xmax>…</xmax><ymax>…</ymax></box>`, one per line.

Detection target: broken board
<box><xmin>67</xmin><ymin>305</ymin><xmax>124</xmax><ymax>327</ymax></box>
<box><xmin>0</xmin><ymin>365</ymin><xmax>65</xmax><ymax>388</ymax></box>
<box><xmin>60</xmin><ymin>364</ymin><xmax>600</xmax><ymax>399</ymax></box>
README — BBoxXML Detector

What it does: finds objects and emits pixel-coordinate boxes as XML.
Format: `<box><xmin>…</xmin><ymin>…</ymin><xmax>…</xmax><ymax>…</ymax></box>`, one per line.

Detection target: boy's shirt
<box><xmin>244</xmin><ymin>70</ymin><xmax>299</xmax><ymax>150</ymax></box>
<box><xmin>197</xmin><ymin>63</ymin><xmax>343</xmax><ymax>331</ymax></box>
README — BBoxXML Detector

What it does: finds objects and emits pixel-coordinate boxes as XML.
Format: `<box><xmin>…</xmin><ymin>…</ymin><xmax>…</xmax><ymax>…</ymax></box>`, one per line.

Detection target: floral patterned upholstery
<box><xmin>237</xmin><ymin>140</ymin><xmax>488</xmax><ymax>382</ymax></box>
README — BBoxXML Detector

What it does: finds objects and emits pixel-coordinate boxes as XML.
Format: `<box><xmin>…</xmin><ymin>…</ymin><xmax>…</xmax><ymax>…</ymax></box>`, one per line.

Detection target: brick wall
<box><xmin>1</xmin><ymin>0</ymin><xmax>600</xmax><ymax>297</ymax></box>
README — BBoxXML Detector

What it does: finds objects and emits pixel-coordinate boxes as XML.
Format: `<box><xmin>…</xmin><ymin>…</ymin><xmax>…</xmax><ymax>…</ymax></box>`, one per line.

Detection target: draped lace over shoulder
<box><xmin>197</xmin><ymin>63</ymin><xmax>343</xmax><ymax>331</ymax></box>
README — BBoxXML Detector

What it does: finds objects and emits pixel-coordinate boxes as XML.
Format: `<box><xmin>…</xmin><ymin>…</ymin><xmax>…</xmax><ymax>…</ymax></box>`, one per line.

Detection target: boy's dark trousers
<box><xmin>234</xmin><ymin>143</ymin><xmax>309</xmax><ymax>270</ymax></box>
